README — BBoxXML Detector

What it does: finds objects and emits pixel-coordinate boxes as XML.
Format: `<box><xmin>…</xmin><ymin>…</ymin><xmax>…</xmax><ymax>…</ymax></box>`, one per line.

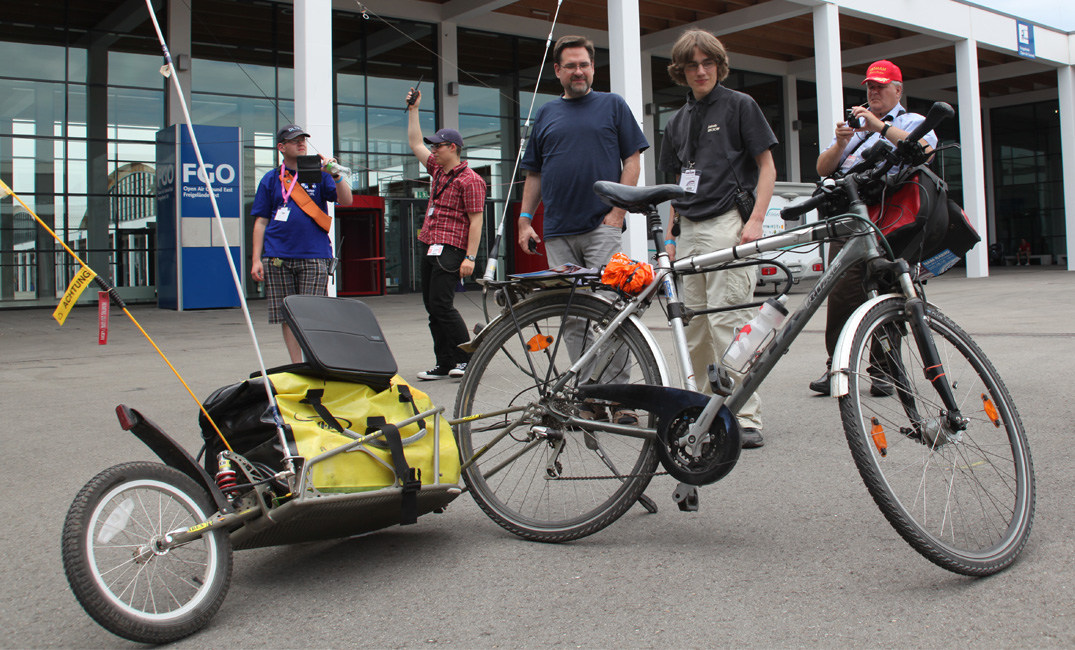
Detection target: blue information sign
<box><xmin>1017</xmin><ymin>21</ymin><xmax>1035</xmax><ymax>59</ymax></box>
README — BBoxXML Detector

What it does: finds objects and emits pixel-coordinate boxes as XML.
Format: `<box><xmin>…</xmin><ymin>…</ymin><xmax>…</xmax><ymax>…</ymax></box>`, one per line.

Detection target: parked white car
<box><xmin>756</xmin><ymin>182</ymin><xmax>825</xmax><ymax>293</ymax></box>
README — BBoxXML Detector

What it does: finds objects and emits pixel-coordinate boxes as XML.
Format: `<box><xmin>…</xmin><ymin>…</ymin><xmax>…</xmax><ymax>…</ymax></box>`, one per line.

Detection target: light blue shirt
<box><xmin>827</xmin><ymin>104</ymin><xmax>939</xmax><ymax>175</ymax></box>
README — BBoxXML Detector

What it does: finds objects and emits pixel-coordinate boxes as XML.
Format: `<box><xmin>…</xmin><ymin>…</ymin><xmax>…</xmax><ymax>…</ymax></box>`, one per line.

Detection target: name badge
<box><xmin>275</xmin><ymin>206</ymin><xmax>290</xmax><ymax>221</ymax></box>
<box><xmin>427</xmin><ymin>244</ymin><xmax>443</xmax><ymax>256</ymax></box>
<box><xmin>679</xmin><ymin>169</ymin><xmax>699</xmax><ymax>194</ymax></box>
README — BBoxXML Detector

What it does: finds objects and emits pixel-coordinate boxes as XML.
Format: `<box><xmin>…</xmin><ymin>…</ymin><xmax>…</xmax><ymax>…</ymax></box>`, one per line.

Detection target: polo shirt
<box><xmin>251</xmin><ymin>166</ymin><xmax>337</xmax><ymax>258</ymax></box>
<box><xmin>658</xmin><ymin>84</ymin><xmax>777</xmax><ymax>220</ymax></box>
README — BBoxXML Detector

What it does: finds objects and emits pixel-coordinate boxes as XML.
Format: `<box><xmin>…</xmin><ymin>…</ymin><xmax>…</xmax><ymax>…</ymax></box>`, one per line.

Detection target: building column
<box><xmin>1058</xmin><ymin>65</ymin><xmax>1075</xmax><ymax>271</ymax></box>
<box><xmin>294</xmin><ymin>0</ymin><xmax>337</xmax><ymax>294</ymax></box>
<box><xmin>166</xmin><ymin>0</ymin><xmax>192</xmax><ymax>126</ymax></box>
<box><xmin>955</xmin><ymin>38</ymin><xmax>988</xmax><ymax>278</ymax></box>
<box><xmin>438</xmin><ymin>22</ymin><xmax>459</xmax><ymax>130</ymax></box>
<box><xmin>785</xmin><ymin>74</ymin><xmax>801</xmax><ymax>182</ymax></box>
<box><xmin>813</xmin><ymin>2</ymin><xmax>842</xmax><ymax>157</ymax></box>
<box><xmin>608</xmin><ymin>0</ymin><xmax>647</xmax><ymax>260</ymax></box>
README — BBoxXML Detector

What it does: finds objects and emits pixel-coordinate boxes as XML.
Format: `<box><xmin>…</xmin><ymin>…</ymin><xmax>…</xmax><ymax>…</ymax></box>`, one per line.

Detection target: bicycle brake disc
<box><xmin>655</xmin><ymin>405</ymin><xmax>741</xmax><ymax>486</ymax></box>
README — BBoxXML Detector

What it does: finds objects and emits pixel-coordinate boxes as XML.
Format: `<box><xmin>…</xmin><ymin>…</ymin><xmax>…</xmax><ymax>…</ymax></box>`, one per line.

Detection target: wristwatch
<box><xmin>465</xmin><ymin>254</ymin><xmax>476</xmax><ymax>261</ymax></box>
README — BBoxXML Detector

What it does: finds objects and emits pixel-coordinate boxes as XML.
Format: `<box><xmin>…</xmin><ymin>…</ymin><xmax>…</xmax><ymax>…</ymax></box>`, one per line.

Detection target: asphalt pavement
<box><xmin>2</xmin><ymin>264</ymin><xmax>1074</xmax><ymax>649</ymax></box>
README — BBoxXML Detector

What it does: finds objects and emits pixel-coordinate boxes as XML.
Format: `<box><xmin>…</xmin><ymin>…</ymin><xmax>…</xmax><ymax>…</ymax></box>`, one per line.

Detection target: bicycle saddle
<box><xmin>593</xmin><ymin>181</ymin><xmax>685</xmax><ymax>212</ymax></box>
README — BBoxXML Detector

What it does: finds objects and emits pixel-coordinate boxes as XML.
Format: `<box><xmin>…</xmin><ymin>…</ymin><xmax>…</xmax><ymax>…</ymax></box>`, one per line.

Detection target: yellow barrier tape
<box><xmin>53</xmin><ymin>267</ymin><xmax>97</xmax><ymax>326</ymax></box>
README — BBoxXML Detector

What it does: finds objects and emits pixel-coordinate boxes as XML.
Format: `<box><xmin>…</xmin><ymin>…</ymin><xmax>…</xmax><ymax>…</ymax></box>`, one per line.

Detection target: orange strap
<box><xmin>282</xmin><ymin>170</ymin><xmax>332</xmax><ymax>232</ymax></box>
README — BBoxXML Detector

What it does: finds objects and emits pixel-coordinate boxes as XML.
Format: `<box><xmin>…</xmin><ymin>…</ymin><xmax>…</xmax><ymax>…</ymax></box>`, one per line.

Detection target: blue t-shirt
<box><xmin>520</xmin><ymin>91</ymin><xmax>649</xmax><ymax>238</ymax></box>
<box><xmin>251</xmin><ymin>166</ymin><xmax>337</xmax><ymax>259</ymax></box>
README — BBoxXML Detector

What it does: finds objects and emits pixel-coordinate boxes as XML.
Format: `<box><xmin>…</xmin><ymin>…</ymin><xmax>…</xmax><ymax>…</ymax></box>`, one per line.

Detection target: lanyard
<box><xmin>279</xmin><ymin>165</ymin><xmax>299</xmax><ymax>203</ymax></box>
<box><xmin>430</xmin><ymin>166</ymin><xmax>460</xmax><ymax>205</ymax></box>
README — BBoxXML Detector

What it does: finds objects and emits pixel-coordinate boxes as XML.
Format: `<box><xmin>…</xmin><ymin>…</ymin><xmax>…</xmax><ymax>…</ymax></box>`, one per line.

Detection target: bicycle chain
<box><xmin>551</xmin><ymin>471</ymin><xmax>669</xmax><ymax>481</ymax></box>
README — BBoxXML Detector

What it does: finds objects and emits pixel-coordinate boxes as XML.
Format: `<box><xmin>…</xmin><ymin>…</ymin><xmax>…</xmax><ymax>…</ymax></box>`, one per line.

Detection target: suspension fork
<box><xmin>896</xmin><ymin>273</ymin><xmax>965</xmax><ymax>430</ymax></box>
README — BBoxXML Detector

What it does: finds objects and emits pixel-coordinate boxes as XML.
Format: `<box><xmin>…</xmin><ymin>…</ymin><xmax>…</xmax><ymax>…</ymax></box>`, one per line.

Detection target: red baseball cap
<box><xmin>862</xmin><ymin>60</ymin><xmax>902</xmax><ymax>85</ymax></box>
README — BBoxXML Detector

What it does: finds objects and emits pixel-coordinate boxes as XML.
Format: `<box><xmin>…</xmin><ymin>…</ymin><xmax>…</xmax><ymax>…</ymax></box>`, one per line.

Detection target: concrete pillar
<box><xmin>438</xmin><ymin>22</ymin><xmax>459</xmax><ymax>130</ymax></box>
<box><xmin>166</xmin><ymin>0</ymin><xmax>192</xmax><ymax>126</ymax></box>
<box><xmin>813</xmin><ymin>3</ymin><xmax>843</xmax><ymax>157</ymax></box>
<box><xmin>955</xmin><ymin>38</ymin><xmax>988</xmax><ymax>278</ymax></box>
<box><xmin>294</xmin><ymin>0</ymin><xmax>337</xmax><ymax>294</ymax></box>
<box><xmin>1058</xmin><ymin>65</ymin><xmax>1075</xmax><ymax>271</ymax></box>
<box><xmin>785</xmin><ymin>74</ymin><xmax>801</xmax><ymax>182</ymax></box>
<box><xmin>608</xmin><ymin>0</ymin><xmax>647</xmax><ymax>259</ymax></box>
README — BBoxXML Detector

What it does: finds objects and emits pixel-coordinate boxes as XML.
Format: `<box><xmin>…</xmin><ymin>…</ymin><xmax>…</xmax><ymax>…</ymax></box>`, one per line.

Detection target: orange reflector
<box><xmin>981</xmin><ymin>394</ymin><xmax>1001</xmax><ymax>428</ymax></box>
<box><xmin>527</xmin><ymin>334</ymin><xmax>553</xmax><ymax>352</ymax></box>
<box><xmin>870</xmin><ymin>417</ymin><xmax>888</xmax><ymax>457</ymax></box>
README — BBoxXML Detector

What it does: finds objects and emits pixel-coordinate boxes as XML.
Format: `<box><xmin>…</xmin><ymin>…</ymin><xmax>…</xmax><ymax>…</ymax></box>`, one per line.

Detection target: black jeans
<box><xmin>824</xmin><ymin>239</ymin><xmax>886</xmax><ymax>375</ymax></box>
<box><xmin>419</xmin><ymin>243</ymin><xmax>470</xmax><ymax>367</ymax></box>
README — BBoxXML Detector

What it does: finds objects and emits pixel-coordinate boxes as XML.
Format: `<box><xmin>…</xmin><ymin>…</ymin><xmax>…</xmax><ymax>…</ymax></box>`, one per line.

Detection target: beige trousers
<box><xmin>677</xmin><ymin>208</ymin><xmax>763</xmax><ymax>430</ymax></box>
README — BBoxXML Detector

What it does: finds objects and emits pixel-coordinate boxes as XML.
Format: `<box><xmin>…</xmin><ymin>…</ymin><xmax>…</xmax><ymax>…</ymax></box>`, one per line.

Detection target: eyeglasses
<box><xmin>431</xmin><ymin>142</ymin><xmax>451</xmax><ymax>149</ymax></box>
<box><xmin>559</xmin><ymin>61</ymin><xmax>592</xmax><ymax>72</ymax></box>
<box><xmin>683</xmin><ymin>59</ymin><xmax>718</xmax><ymax>72</ymax></box>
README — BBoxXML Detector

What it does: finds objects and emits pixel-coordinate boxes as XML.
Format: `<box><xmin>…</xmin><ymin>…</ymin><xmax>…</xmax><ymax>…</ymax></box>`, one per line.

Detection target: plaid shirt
<box><xmin>418</xmin><ymin>154</ymin><xmax>486</xmax><ymax>250</ymax></box>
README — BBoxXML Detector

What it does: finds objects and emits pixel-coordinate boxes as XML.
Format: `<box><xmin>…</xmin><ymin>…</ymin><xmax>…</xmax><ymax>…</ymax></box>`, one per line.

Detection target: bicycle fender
<box><xmin>468</xmin><ymin>291</ymin><xmax>670</xmax><ymax>384</ymax></box>
<box><xmin>117</xmin><ymin>405</ymin><xmax>233</xmax><ymax>513</ymax></box>
<box><xmin>830</xmin><ymin>294</ymin><xmax>906</xmax><ymax>398</ymax></box>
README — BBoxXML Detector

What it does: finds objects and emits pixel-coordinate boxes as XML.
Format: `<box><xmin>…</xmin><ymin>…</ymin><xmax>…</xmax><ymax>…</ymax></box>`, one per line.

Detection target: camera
<box><xmin>845</xmin><ymin>108</ymin><xmax>865</xmax><ymax>129</ymax></box>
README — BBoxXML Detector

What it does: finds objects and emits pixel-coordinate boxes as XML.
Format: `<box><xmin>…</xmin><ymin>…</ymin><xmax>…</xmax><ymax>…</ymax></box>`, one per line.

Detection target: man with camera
<box><xmin>809</xmin><ymin>59</ymin><xmax>938</xmax><ymax>395</ymax></box>
<box><xmin>658</xmin><ymin>29</ymin><xmax>778</xmax><ymax>449</ymax></box>
<box><xmin>251</xmin><ymin>124</ymin><xmax>353</xmax><ymax>363</ymax></box>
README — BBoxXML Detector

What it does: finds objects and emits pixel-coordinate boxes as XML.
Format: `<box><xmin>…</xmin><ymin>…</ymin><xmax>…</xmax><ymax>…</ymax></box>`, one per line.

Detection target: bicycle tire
<box><xmin>454</xmin><ymin>291</ymin><xmax>661</xmax><ymax>542</ymax></box>
<box><xmin>62</xmin><ymin>462</ymin><xmax>233</xmax><ymax>643</ymax></box>
<box><xmin>839</xmin><ymin>298</ymin><xmax>1035</xmax><ymax>575</ymax></box>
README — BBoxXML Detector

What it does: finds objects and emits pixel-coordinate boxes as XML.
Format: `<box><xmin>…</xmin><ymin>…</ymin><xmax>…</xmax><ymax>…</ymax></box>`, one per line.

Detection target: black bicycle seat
<box><xmin>593</xmin><ymin>181</ymin><xmax>685</xmax><ymax>212</ymax></box>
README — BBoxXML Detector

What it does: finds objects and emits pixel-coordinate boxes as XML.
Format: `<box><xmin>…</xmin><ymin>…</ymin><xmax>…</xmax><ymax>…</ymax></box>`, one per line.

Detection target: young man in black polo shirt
<box><xmin>658</xmin><ymin>29</ymin><xmax>778</xmax><ymax>449</ymax></box>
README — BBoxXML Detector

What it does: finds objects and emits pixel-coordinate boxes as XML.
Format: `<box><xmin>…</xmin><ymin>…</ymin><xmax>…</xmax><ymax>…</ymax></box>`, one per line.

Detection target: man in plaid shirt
<box><xmin>406</xmin><ymin>87</ymin><xmax>487</xmax><ymax>380</ymax></box>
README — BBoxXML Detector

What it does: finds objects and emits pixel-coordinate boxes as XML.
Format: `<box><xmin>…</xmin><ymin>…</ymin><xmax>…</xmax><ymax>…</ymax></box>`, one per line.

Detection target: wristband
<box><xmin>880</xmin><ymin>123</ymin><xmax>892</xmax><ymax>139</ymax></box>
<box><xmin>664</xmin><ymin>239</ymin><xmax>676</xmax><ymax>247</ymax></box>
<box><xmin>519</xmin><ymin>212</ymin><xmax>533</xmax><ymax>220</ymax></box>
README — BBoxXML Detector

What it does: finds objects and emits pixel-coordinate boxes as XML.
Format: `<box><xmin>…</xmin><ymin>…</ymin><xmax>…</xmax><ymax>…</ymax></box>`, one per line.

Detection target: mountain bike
<box><xmin>453</xmin><ymin>102</ymin><xmax>1035</xmax><ymax>576</ymax></box>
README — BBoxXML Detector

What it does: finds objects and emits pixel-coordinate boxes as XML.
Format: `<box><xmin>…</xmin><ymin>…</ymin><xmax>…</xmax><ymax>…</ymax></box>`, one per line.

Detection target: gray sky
<box><xmin>967</xmin><ymin>0</ymin><xmax>1074</xmax><ymax>31</ymax></box>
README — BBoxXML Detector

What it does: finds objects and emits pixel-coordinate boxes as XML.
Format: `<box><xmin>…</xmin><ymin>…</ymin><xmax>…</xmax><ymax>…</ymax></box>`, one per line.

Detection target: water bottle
<box><xmin>325</xmin><ymin>161</ymin><xmax>351</xmax><ymax>178</ymax></box>
<box><xmin>721</xmin><ymin>295</ymin><xmax>789</xmax><ymax>372</ymax></box>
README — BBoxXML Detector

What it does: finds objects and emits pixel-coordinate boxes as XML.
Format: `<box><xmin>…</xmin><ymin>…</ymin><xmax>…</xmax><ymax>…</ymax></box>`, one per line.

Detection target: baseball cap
<box><xmin>277</xmin><ymin>124</ymin><xmax>310</xmax><ymax>142</ymax></box>
<box><xmin>423</xmin><ymin>128</ymin><xmax>464</xmax><ymax>149</ymax></box>
<box><xmin>862</xmin><ymin>60</ymin><xmax>902</xmax><ymax>85</ymax></box>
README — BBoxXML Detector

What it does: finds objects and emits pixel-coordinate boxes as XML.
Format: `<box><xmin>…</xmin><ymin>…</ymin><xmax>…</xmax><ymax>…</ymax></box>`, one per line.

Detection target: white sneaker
<box><xmin>448</xmin><ymin>362</ymin><xmax>467</xmax><ymax>378</ymax></box>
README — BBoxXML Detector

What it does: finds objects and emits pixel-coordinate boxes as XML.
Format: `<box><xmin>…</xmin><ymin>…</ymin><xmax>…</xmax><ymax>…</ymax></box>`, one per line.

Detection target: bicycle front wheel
<box><xmin>839</xmin><ymin>298</ymin><xmax>1035</xmax><ymax>575</ymax></box>
<box><xmin>454</xmin><ymin>291</ymin><xmax>662</xmax><ymax>542</ymax></box>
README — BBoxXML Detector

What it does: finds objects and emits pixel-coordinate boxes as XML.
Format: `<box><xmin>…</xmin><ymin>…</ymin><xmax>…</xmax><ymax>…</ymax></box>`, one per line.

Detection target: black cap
<box><xmin>277</xmin><ymin>124</ymin><xmax>310</xmax><ymax>143</ymax></box>
<box><xmin>423</xmin><ymin>128</ymin><xmax>464</xmax><ymax>149</ymax></box>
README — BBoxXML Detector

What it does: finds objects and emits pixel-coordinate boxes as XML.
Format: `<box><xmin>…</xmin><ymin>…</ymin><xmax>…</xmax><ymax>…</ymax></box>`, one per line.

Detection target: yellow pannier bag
<box><xmin>270</xmin><ymin>372</ymin><xmax>460</xmax><ymax>493</ymax></box>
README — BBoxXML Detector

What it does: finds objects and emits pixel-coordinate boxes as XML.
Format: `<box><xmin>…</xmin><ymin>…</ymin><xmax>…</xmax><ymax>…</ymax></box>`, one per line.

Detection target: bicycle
<box><xmin>453</xmin><ymin>101</ymin><xmax>1035</xmax><ymax>576</ymax></box>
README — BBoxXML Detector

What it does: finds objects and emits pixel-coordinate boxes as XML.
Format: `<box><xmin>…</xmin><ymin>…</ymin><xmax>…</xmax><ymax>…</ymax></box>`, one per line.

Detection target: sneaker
<box><xmin>870</xmin><ymin>377</ymin><xmax>895</xmax><ymax>397</ymax></box>
<box><xmin>740</xmin><ymin>427</ymin><xmax>765</xmax><ymax>449</ymax></box>
<box><xmin>612</xmin><ymin>409</ymin><xmax>639</xmax><ymax>426</ymax></box>
<box><xmin>417</xmin><ymin>365</ymin><xmax>451</xmax><ymax>380</ymax></box>
<box><xmin>448</xmin><ymin>362</ymin><xmax>467</xmax><ymax>378</ymax></box>
<box><xmin>808</xmin><ymin>369</ymin><xmax>831</xmax><ymax>395</ymax></box>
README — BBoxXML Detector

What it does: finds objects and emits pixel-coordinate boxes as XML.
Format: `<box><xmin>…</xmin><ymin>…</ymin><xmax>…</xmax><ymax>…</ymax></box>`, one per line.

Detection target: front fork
<box><xmin>895</xmin><ymin>271</ymin><xmax>966</xmax><ymax>432</ymax></box>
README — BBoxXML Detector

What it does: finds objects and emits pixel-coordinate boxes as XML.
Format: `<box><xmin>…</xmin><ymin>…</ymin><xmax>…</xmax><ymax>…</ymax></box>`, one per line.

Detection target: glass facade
<box><xmin>0</xmin><ymin>1</ymin><xmax>1068</xmax><ymax>309</ymax></box>
<box><xmin>991</xmin><ymin>100</ymin><xmax>1065</xmax><ymax>261</ymax></box>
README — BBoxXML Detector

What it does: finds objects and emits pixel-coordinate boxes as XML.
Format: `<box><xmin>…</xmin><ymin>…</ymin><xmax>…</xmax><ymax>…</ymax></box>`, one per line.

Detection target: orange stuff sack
<box><xmin>601</xmin><ymin>252</ymin><xmax>654</xmax><ymax>295</ymax></box>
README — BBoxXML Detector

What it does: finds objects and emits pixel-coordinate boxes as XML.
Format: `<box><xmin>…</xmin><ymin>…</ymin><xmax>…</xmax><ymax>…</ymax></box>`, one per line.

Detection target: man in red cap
<box><xmin>809</xmin><ymin>60</ymin><xmax>938</xmax><ymax>395</ymax></box>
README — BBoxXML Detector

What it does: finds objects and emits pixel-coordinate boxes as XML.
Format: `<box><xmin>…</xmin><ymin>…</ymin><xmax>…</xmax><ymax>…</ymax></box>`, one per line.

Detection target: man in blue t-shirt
<box><xmin>516</xmin><ymin>35</ymin><xmax>649</xmax><ymax>427</ymax></box>
<box><xmin>251</xmin><ymin>124</ymin><xmax>353</xmax><ymax>363</ymax></box>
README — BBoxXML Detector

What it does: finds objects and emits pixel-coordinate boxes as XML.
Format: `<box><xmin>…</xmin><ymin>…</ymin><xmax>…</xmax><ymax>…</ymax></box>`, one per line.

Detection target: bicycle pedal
<box><xmin>672</xmin><ymin>482</ymin><xmax>699</xmax><ymax>512</ymax></box>
<box><xmin>707</xmin><ymin>364</ymin><xmax>735</xmax><ymax>397</ymax></box>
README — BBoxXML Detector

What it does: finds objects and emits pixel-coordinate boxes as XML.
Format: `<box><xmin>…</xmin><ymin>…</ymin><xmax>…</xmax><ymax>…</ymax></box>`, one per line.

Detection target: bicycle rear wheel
<box><xmin>839</xmin><ymin>298</ymin><xmax>1035</xmax><ymax>575</ymax></box>
<box><xmin>454</xmin><ymin>291</ymin><xmax>661</xmax><ymax>542</ymax></box>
